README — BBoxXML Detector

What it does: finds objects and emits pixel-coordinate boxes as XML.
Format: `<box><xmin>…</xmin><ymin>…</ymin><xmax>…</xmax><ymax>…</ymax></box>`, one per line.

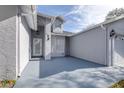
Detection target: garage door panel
<box><xmin>51</xmin><ymin>36</ymin><xmax>65</xmax><ymax>57</ymax></box>
<box><xmin>114</xmin><ymin>38</ymin><xmax>124</xmax><ymax>66</ymax></box>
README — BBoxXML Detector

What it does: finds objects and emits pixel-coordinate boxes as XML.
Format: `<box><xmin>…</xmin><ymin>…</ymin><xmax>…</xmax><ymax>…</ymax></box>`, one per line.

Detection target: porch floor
<box><xmin>14</xmin><ymin>57</ymin><xmax>124</xmax><ymax>88</ymax></box>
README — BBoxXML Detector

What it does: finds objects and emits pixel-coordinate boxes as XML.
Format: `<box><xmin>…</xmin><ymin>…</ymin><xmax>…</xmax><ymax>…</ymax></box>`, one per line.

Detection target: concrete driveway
<box><xmin>14</xmin><ymin>57</ymin><xmax>124</xmax><ymax>88</ymax></box>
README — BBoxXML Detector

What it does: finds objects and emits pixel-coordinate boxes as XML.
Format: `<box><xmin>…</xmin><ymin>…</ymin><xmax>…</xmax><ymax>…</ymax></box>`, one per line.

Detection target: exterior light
<box><xmin>47</xmin><ymin>35</ymin><xmax>50</xmax><ymax>40</ymax></box>
<box><xmin>110</xmin><ymin>29</ymin><xmax>116</xmax><ymax>37</ymax></box>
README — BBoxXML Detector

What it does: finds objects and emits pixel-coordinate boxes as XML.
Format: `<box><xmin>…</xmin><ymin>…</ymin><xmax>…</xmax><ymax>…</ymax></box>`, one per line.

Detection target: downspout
<box><xmin>16</xmin><ymin>6</ymin><xmax>21</xmax><ymax>77</ymax></box>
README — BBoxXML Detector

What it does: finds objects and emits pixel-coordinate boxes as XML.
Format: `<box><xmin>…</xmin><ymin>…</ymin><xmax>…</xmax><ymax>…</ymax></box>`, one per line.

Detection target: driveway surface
<box><xmin>14</xmin><ymin>57</ymin><xmax>124</xmax><ymax>88</ymax></box>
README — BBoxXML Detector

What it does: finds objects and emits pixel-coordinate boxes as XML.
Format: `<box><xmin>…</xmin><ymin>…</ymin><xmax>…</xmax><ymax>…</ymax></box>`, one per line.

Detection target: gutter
<box><xmin>71</xmin><ymin>15</ymin><xmax>124</xmax><ymax>37</ymax></box>
<box><xmin>51</xmin><ymin>32</ymin><xmax>72</xmax><ymax>37</ymax></box>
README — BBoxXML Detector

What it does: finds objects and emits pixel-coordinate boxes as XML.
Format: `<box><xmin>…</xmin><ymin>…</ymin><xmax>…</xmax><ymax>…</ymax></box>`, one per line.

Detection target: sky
<box><xmin>37</xmin><ymin>5</ymin><xmax>124</xmax><ymax>33</ymax></box>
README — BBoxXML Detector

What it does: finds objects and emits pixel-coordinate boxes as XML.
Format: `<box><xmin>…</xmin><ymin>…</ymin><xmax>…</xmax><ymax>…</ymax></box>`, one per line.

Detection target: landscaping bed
<box><xmin>0</xmin><ymin>80</ymin><xmax>16</xmax><ymax>88</ymax></box>
<box><xmin>111</xmin><ymin>80</ymin><xmax>124</xmax><ymax>88</ymax></box>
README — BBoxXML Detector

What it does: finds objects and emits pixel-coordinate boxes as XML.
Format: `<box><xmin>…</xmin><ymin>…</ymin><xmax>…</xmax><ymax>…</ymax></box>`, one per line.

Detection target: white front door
<box><xmin>33</xmin><ymin>38</ymin><xmax>42</xmax><ymax>56</ymax></box>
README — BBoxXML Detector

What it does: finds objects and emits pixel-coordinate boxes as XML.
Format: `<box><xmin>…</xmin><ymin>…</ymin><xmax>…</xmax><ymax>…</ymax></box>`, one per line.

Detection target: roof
<box><xmin>20</xmin><ymin>5</ymin><xmax>37</xmax><ymax>31</ymax></box>
<box><xmin>37</xmin><ymin>12</ymin><xmax>53</xmax><ymax>19</ymax></box>
<box><xmin>72</xmin><ymin>15</ymin><xmax>124</xmax><ymax>36</ymax></box>
<box><xmin>51</xmin><ymin>31</ymin><xmax>74</xmax><ymax>37</ymax></box>
<box><xmin>37</xmin><ymin>12</ymin><xmax>65</xmax><ymax>22</ymax></box>
<box><xmin>55</xmin><ymin>16</ymin><xmax>65</xmax><ymax>22</ymax></box>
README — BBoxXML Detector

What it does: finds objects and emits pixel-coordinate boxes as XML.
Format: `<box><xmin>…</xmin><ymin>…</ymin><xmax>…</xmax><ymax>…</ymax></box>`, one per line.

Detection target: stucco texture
<box><xmin>0</xmin><ymin>16</ymin><xmax>16</xmax><ymax>80</ymax></box>
<box><xmin>70</xmin><ymin>27</ymin><xmax>106</xmax><ymax>65</ymax></box>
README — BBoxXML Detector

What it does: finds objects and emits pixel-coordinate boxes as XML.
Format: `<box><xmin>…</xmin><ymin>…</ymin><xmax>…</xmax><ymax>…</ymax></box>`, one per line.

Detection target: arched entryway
<box><xmin>110</xmin><ymin>30</ymin><xmax>124</xmax><ymax>66</ymax></box>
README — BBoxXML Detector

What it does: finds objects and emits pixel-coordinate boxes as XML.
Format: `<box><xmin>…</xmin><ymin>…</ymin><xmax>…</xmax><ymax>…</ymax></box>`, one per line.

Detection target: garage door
<box><xmin>113</xmin><ymin>37</ymin><xmax>124</xmax><ymax>66</ymax></box>
<box><xmin>51</xmin><ymin>36</ymin><xmax>65</xmax><ymax>57</ymax></box>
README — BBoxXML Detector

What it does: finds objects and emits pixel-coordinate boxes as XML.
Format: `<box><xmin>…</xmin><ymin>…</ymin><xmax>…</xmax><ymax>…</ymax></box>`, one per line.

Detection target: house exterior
<box><xmin>33</xmin><ymin>13</ymin><xmax>73</xmax><ymax>60</ymax></box>
<box><xmin>0</xmin><ymin>5</ymin><xmax>73</xmax><ymax>80</ymax></box>
<box><xmin>70</xmin><ymin>16</ymin><xmax>124</xmax><ymax>67</ymax></box>
<box><xmin>0</xmin><ymin>5</ymin><xmax>124</xmax><ymax>80</ymax></box>
<box><xmin>31</xmin><ymin>12</ymin><xmax>124</xmax><ymax>67</ymax></box>
<box><xmin>0</xmin><ymin>5</ymin><xmax>37</xmax><ymax>80</ymax></box>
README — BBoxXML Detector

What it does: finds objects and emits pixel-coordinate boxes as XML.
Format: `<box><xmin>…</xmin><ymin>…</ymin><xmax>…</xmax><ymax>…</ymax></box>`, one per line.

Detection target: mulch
<box><xmin>0</xmin><ymin>80</ymin><xmax>16</xmax><ymax>88</ymax></box>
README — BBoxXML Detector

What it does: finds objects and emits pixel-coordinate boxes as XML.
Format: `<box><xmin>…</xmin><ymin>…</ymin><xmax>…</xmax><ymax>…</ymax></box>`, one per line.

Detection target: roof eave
<box><xmin>71</xmin><ymin>15</ymin><xmax>124</xmax><ymax>37</ymax></box>
<box><xmin>37</xmin><ymin>12</ymin><xmax>53</xmax><ymax>19</ymax></box>
<box><xmin>20</xmin><ymin>5</ymin><xmax>37</xmax><ymax>31</ymax></box>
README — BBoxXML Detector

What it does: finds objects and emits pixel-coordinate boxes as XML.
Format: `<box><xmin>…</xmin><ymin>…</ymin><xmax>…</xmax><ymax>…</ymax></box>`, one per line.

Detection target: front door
<box><xmin>33</xmin><ymin>38</ymin><xmax>42</xmax><ymax>57</ymax></box>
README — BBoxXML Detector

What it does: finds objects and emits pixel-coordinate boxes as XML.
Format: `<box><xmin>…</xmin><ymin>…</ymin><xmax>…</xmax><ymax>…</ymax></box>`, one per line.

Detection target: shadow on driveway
<box><xmin>39</xmin><ymin>57</ymin><xmax>104</xmax><ymax>78</ymax></box>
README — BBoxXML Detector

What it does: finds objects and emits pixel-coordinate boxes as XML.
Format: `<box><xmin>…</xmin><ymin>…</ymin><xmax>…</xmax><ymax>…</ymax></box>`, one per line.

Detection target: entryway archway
<box><xmin>113</xmin><ymin>34</ymin><xmax>124</xmax><ymax>66</ymax></box>
<box><xmin>110</xmin><ymin>29</ymin><xmax>124</xmax><ymax>67</ymax></box>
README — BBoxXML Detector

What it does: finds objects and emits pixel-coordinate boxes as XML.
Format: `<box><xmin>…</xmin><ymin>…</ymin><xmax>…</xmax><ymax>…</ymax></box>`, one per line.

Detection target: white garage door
<box><xmin>113</xmin><ymin>38</ymin><xmax>124</xmax><ymax>66</ymax></box>
<box><xmin>51</xmin><ymin>36</ymin><xmax>65</xmax><ymax>57</ymax></box>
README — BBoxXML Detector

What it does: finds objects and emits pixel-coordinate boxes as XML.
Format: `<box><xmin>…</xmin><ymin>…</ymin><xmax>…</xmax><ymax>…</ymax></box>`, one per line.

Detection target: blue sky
<box><xmin>37</xmin><ymin>5</ymin><xmax>124</xmax><ymax>33</ymax></box>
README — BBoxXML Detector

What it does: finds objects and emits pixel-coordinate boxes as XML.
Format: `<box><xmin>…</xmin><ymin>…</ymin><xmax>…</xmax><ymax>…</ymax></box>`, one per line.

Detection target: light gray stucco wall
<box><xmin>37</xmin><ymin>15</ymin><xmax>51</xmax><ymax>60</ymax></box>
<box><xmin>44</xmin><ymin>23</ymin><xmax>51</xmax><ymax>60</ymax></box>
<box><xmin>19</xmin><ymin>16</ymin><xmax>31</xmax><ymax>75</ymax></box>
<box><xmin>0</xmin><ymin>6</ymin><xmax>17</xmax><ymax>80</ymax></box>
<box><xmin>0</xmin><ymin>16</ymin><xmax>16</xmax><ymax>80</ymax></box>
<box><xmin>70</xmin><ymin>27</ymin><xmax>106</xmax><ymax>65</ymax></box>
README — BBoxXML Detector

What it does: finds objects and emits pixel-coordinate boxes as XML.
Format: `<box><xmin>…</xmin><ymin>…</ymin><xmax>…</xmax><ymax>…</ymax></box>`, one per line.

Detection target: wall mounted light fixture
<box><xmin>47</xmin><ymin>35</ymin><xmax>50</xmax><ymax>40</ymax></box>
<box><xmin>110</xmin><ymin>29</ymin><xmax>116</xmax><ymax>37</ymax></box>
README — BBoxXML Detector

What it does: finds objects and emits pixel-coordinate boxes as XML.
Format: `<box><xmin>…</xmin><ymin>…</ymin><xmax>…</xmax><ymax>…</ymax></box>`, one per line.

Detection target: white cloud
<box><xmin>64</xmin><ymin>5</ymin><xmax>124</xmax><ymax>33</ymax></box>
<box><xmin>72</xmin><ymin>17</ymin><xmax>82</xmax><ymax>22</ymax></box>
<box><xmin>64</xmin><ymin>6</ymin><xmax>85</xmax><ymax>17</ymax></box>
